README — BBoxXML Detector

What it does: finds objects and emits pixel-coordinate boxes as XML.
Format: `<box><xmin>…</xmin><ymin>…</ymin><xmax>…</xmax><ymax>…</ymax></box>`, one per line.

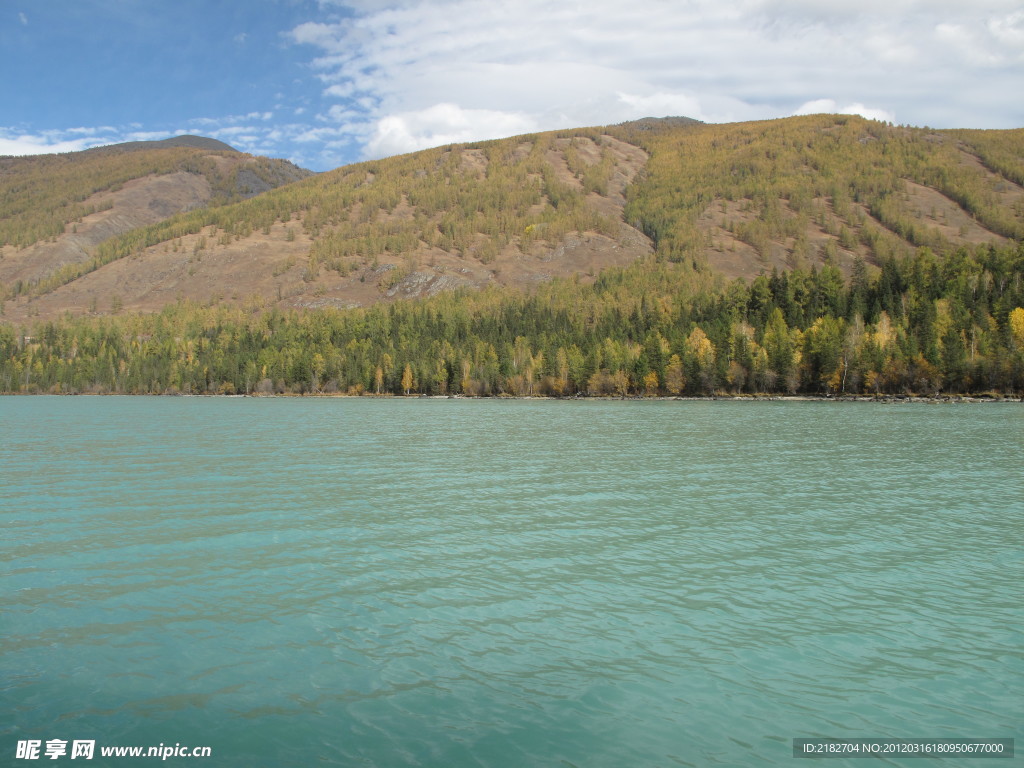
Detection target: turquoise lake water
<box><xmin>2</xmin><ymin>397</ymin><xmax>1021</xmax><ymax>766</ymax></box>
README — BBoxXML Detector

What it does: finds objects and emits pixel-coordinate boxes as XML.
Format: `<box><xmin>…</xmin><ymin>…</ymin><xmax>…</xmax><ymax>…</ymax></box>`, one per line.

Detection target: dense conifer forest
<box><xmin>3</xmin><ymin>242</ymin><xmax>1022</xmax><ymax>396</ymax></box>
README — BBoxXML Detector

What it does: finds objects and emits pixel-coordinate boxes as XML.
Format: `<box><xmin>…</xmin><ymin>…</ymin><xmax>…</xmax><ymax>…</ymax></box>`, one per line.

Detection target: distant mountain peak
<box><xmin>87</xmin><ymin>135</ymin><xmax>239</xmax><ymax>155</ymax></box>
<box><xmin>619</xmin><ymin>116</ymin><xmax>703</xmax><ymax>131</ymax></box>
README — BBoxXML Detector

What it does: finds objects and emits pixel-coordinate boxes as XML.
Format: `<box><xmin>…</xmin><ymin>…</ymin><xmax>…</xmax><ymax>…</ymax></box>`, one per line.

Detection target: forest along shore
<box><xmin>4</xmin><ymin>242</ymin><xmax>1024</xmax><ymax>398</ymax></box>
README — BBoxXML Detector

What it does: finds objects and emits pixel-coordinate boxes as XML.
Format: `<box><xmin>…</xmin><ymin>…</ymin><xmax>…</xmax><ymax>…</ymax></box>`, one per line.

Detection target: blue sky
<box><xmin>3</xmin><ymin>0</ymin><xmax>1023</xmax><ymax>171</ymax></box>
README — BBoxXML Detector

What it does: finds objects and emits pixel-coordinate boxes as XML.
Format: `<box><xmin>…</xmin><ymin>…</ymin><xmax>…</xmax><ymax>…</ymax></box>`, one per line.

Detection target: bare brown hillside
<box><xmin>0</xmin><ymin>139</ymin><xmax>311</xmax><ymax>319</ymax></box>
<box><xmin>0</xmin><ymin>172</ymin><xmax>213</xmax><ymax>289</ymax></box>
<box><xmin>2</xmin><ymin>116</ymin><xmax>1022</xmax><ymax>326</ymax></box>
<box><xmin>4</xmin><ymin>134</ymin><xmax>653</xmax><ymax>322</ymax></box>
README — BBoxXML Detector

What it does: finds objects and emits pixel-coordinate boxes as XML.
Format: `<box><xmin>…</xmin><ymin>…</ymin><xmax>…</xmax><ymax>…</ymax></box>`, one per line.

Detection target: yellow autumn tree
<box><xmin>643</xmin><ymin>370</ymin><xmax>660</xmax><ymax>396</ymax></box>
<box><xmin>687</xmin><ymin>326</ymin><xmax>716</xmax><ymax>393</ymax></box>
<box><xmin>664</xmin><ymin>353</ymin><xmax>685</xmax><ymax>395</ymax></box>
<box><xmin>1010</xmin><ymin>307</ymin><xmax>1024</xmax><ymax>349</ymax></box>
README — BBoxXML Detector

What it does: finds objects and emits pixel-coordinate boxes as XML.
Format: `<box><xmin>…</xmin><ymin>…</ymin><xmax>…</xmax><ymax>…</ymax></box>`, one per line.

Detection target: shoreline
<box><xmin>1</xmin><ymin>392</ymin><xmax>1020</xmax><ymax>403</ymax></box>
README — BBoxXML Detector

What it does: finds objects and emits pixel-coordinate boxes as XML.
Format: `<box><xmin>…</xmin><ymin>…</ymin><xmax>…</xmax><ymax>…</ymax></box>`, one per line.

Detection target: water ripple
<box><xmin>2</xmin><ymin>398</ymin><xmax>1021</xmax><ymax>766</ymax></box>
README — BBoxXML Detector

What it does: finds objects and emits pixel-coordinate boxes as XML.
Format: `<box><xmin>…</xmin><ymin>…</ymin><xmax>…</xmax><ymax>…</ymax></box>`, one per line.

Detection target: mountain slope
<box><xmin>0</xmin><ymin>138</ymin><xmax>311</xmax><ymax>309</ymax></box>
<box><xmin>3</xmin><ymin>129</ymin><xmax>653</xmax><ymax>321</ymax></box>
<box><xmin>614</xmin><ymin>115</ymin><xmax>1023</xmax><ymax>277</ymax></box>
<box><xmin>2</xmin><ymin>116</ymin><xmax>1022</xmax><ymax>325</ymax></box>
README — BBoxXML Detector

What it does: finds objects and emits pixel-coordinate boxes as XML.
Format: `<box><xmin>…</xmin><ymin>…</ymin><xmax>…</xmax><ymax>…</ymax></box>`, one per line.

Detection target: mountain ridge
<box><xmin>79</xmin><ymin>134</ymin><xmax>241</xmax><ymax>155</ymax></box>
<box><xmin>1</xmin><ymin>116</ymin><xmax>1022</xmax><ymax>326</ymax></box>
<box><xmin>0</xmin><ymin>137</ymin><xmax>313</xmax><ymax>309</ymax></box>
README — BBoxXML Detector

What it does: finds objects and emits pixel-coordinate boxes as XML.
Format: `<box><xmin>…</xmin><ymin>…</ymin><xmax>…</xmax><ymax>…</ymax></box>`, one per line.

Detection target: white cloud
<box><xmin>862</xmin><ymin>33</ymin><xmax>920</xmax><ymax>65</ymax></box>
<box><xmin>364</xmin><ymin>103</ymin><xmax>537</xmax><ymax>158</ymax></box>
<box><xmin>0</xmin><ymin>126</ymin><xmax>118</xmax><ymax>156</ymax></box>
<box><xmin>323</xmin><ymin>83</ymin><xmax>354</xmax><ymax>98</ymax></box>
<box><xmin>286</xmin><ymin>0</ymin><xmax>1023</xmax><ymax>161</ymax></box>
<box><xmin>934</xmin><ymin>23</ymin><xmax>995</xmax><ymax>66</ymax></box>
<box><xmin>934</xmin><ymin>14</ymin><xmax>1024</xmax><ymax>68</ymax></box>
<box><xmin>793</xmin><ymin>99</ymin><xmax>896</xmax><ymax>123</ymax></box>
<box><xmin>0</xmin><ymin>135</ymin><xmax>91</xmax><ymax>156</ymax></box>
<box><xmin>191</xmin><ymin>111</ymin><xmax>274</xmax><ymax>129</ymax></box>
<box><xmin>0</xmin><ymin>118</ymin><xmax>285</xmax><ymax>161</ymax></box>
<box><xmin>19</xmin><ymin>12</ymin><xmax>27</xmax><ymax>25</ymax></box>
<box><xmin>7</xmin><ymin>0</ymin><xmax>1021</xmax><ymax>172</ymax></box>
<box><xmin>988</xmin><ymin>10</ymin><xmax>1024</xmax><ymax>52</ymax></box>
<box><xmin>124</xmin><ymin>131</ymin><xmax>172</xmax><ymax>141</ymax></box>
<box><xmin>289</xmin><ymin>21</ymin><xmax>350</xmax><ymax>51</ymax></box>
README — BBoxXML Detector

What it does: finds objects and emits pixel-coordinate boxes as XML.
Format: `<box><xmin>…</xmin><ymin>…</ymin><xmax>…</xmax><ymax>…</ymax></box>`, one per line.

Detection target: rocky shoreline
<box><xmin>256</xmin><ymin>392</ymin><xmax>1023</xmax><ymax>403</ymax></box>
<box><xmin>5</xmin><ymin>392</ymin><xmax>1021</xmax><ymax>403</ymax></box>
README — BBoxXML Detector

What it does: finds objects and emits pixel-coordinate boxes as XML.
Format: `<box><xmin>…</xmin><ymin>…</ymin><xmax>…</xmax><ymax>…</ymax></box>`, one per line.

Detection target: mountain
<box><xmin>1</xmin><ymin>115</ymin><xmax>1022</xmax><ymax>327</ymax></box>
<box><xmin>82</xmin><ymin>135</ymin><xmax>241</xmax><ymax>154</ymax></box>
<box><xmin>0</xmin><ymin>137</ymin><xmax>312</xmax><ymax>317</ymax></box>
<box><xmin>1</xmin><ymin>115</ymin><xmax>1022</xmax><ymax>397</ymax></box>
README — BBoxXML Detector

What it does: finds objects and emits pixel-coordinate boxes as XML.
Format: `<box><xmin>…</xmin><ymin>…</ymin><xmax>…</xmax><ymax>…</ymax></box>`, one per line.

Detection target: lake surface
<box><xmin>2</xmin><ymin>397</ymin><xmax>1020</xmax><ymax>766</ymax></box>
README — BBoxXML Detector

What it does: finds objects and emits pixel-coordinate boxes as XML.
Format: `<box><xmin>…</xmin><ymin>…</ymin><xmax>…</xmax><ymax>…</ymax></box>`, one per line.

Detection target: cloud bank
<box><xmin>293</xmin><ymin>0</ymin><xmax>1024</xmax><ymax>160</ymax></box>
<box><xmin>0</xmin><ymin>113</ymin><xmax>291</xmax><ymax>161</ymax></box>
<box><xmin>4</xmin><ymin>0</ymin><xmax>1021</xmax><ymax>169</ymax></box>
